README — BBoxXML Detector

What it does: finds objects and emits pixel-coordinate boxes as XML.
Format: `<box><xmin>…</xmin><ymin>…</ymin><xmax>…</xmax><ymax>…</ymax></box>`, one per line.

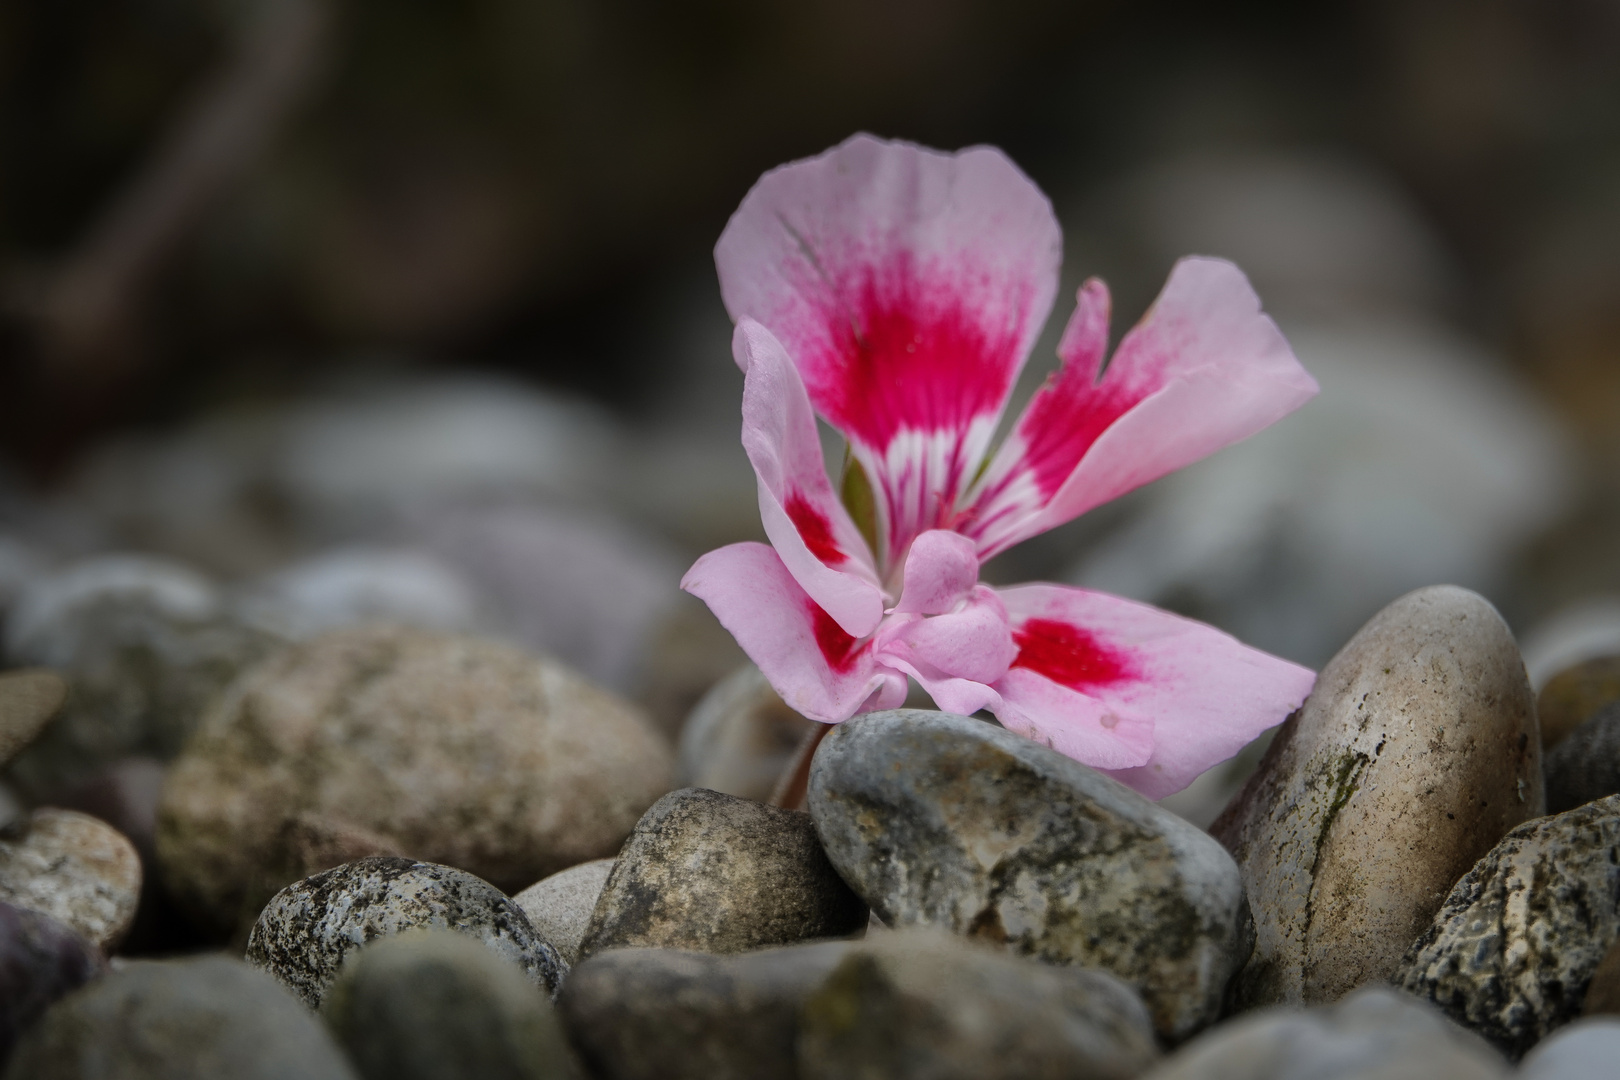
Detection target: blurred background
<box><xmin>2</xmin><ymin>0</ymin><xmax>1619</xmax><ymax>813</ymax></box>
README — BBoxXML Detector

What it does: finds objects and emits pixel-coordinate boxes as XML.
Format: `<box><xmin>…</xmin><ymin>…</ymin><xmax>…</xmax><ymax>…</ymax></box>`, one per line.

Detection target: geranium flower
<box><xmin>682</xmin><ymin>134</ymin><xmax>1319</xmax><ymax>798</ymax></box>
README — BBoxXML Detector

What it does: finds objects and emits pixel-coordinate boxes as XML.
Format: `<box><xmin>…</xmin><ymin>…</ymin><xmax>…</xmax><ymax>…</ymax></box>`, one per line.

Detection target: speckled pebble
<box><xmin>245</xmin><ymin>856</ymin><xmax>565</xmax><ymax>1009</ymax></box>
<box><xmin>1395</xmin><ymin>794</ymin><xmax>1620</xmax><ymax>1058</ymax></box>
<box><xmin>0</xmin><ymin>808</ymin><xmax>141</xmax><ymax>951</ymax></box>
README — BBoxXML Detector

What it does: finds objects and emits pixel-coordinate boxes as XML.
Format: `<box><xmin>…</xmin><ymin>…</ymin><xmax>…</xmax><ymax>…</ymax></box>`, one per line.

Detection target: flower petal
<box><xmin>681</xmin><ymin>542</ymin><xmax>905</xmax><ymax>723</ymax></box>
<box><xmin>736</xmin><ymin>319</ymin><xmax>885</xmax><ymax>637</ymax></box>
<box><xmin>966</xmin><ymin>258</ymin><xmax>1319</xmax><ymax>558</ymax></box>
<box><xmin>989</xmin><ymin>583</ymin><xmax>1317</xmax><ymax>798</ymax></box>
<box><xmin>716</xmin><ymin>133</ymin><xmax>1061</xmax><ymax>568</ymax></box>
<box><xmin>893</xmin><ymin>529</ymin><xmax>980</xmax><ymax>615</ymax></box>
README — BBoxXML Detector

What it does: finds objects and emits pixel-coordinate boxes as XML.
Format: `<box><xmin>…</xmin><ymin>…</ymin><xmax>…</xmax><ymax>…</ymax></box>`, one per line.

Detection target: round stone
<box><xmin>512</xmin><ymin>858</ymin><xmax>614</xmax><ymax>967</ymax></box>
<box><xmin>0</xmin><ymin>902</ymin><xmax>103</xmax><ymax>1063</ymax></box>
<box><xmin>156</xmin><ymin>623</ymin><xmax>673</xmax><ymax>934</ymax></box>
<box><xmin>0</xmin><ymin>808</ymin><xmax>141</xmax><ymax>951</ymax></box>
<box><xmin>245</xmin><ymin>856</ymin><xmax>565</xmax><ymax>1009</ymax></box>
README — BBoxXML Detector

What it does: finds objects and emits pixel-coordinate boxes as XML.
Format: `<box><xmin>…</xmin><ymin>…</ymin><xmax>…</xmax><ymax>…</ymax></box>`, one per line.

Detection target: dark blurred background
<box><xmin>2</xmin><ymin>0</ymin><xmax>1620</xmax><ymax>731</ymax></box>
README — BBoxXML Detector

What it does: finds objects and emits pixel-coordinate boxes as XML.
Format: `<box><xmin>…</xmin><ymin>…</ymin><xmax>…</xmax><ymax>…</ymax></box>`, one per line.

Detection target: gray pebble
<box><xmin>1395</xmin><ymin>794</ymin><xmax>1620</xmax><ymax>1058</ymax></box>
<box><xmin>323</xmin><ymin>929</ymin><xmax>577</xmax><ymax>1080</ymax></box>
<box><xmin>808</xmin><ymin>709</ymin><xmax>1251</xmax><ymax>1043</ymax></box>
<box><xmin>558</xmin><ymin>940</ymin><xmax>855</xmax><ymax>1080</ymax></box>
<box><xmin>2</xmin><ymin>954</ymin><xmax>357</xmax><ymax>1080</ymax></box>
<box><xmin>798</xmin><ymin>929</ymin><xmax>1160</xmax><ymax>1080</ymax></box>
<box><xmin>577</xmin><ymin>788</ymin><xmax>866</xmax><ymax>960</ymax></box>
<box><xmin>0</xmin><ymin>808</ymin><xmax>141</xmax><ymax>951</ymax></box>
<box><xmin>1545</xmin><ymin>703</ymin><xmax>1620</xmax><ymax>813</ymax></box>
<box><xmin>245</xmin><ymin>856</ymin><xmax>565</xmax><ymax>1009</ymax></box>
<box><xmin>513</xmin><ymin>859</ymin><xmax>614</xmax><ymax>967</ymax></box>
<box><xmin>1139</xmin><ymin>987</ymin><xmax>1507</xmax><ymax>1080</ymax></box>
<box><xmin>1517</xmin><ymin>1019</ymin><xmax>1620</xmax><ymax>1080</ymax></box>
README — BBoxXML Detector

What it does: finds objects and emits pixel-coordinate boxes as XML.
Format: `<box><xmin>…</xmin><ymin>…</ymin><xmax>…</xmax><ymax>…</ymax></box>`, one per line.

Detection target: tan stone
<box><xmin>1211</xmin><ymin>585</ymin><xmax>1542</xmax><ymax>1007</ymax></box>
<box><xmin>0</xmin><ymin>669</ymin><xmax>66</xmax><ymax>768</ymax></box>
<box><xmin>0</xmin><ymin>808</ymin><xmax>142</xmax><ymax>950</ymax></box>
<box><xmin>1538</xmin><ymin>655</ymin><xmax>1620</xmax><ymax>750</ymax></box>
<box><xmin>156</xmin><ymin>624</ymin><xmax>674</xmax><ymax>935</ymax></box>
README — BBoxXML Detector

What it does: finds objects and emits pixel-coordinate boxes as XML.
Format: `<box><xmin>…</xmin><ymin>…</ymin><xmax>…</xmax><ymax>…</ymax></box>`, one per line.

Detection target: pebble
<box><xmin>157</xmin><ymin>623</ymin><xmax>673</xmax><ymax>935</ymax></box>
<box><xmin>1583</xmin><ymin>937</ymin><xmax>1620</xmax><ymax>1016</ymax></box>
<box><xmin>1545</xmin><ymin>703</ymin><xmax>1620</xmax><ymax>813</ymax></box>
<box><xmin>0</xmin><ymin>902</ymin><xmax>104</xmax><ymax>1062</ymax></box>
<box><xmin>2</xmin><ymin>954</ymin><xmax>358</xmax><ymax>1080</ymax></box>
<box><xmin>677</xmin><ymin>664</ymin><xmax>817</xmax><ymax>803</ymax></box>
<box><xmin>323</xmin><ymin>929</ymin><xmax>577</xmax><ymax>1080</ymax></box>
<box><xmin>557</xmin><ymin>940</ymin><xmax>854</xmax><ymax>1080</ymax></box>
<box><xmin>1537</xmin><ymin>655</ymin><xmax>1620</xmax><ymax>750</ymax></box>
<box><xmin>234</xmin><ymin>546</ymin><xmax>486</xmax><ymax>640</ymax></box>
<box><xmin>1</xmin><ymin>554</ymin><xmax>272</xmax><ymax>799</ymax></box>
<box><xmin>1138</xmin><ymin>986</ymin><xmax>1508</xmax><ymax>1080</ymax></box>
<box><xmin>513</xmin><ymin>858</ymin><xmax>614</xmax><ymax>967</ymax></box>
<box><xmin>245</xmin><ymin>856</ymin><xmax>566</xmax><ymax>1009</ymax></box>
<box><xmin>798</xmin><ymin>930</ymin><xmax>1160</xmax><ymax>1080</ymax></box>
<box><xmin>0</xmin><ymin>808</ymin><xmax>141</xmax><ymax>951</ymax></box>
<box><xmin>1211</xmin><ymin>585</ymin><xmax>1541</xmax><ymax>1007</ymax></box>
<box><xmin>1518</xmin><ymin>1019</ymin><xmax>1620</xmax><ymax>1080</ymax></box>
<box><xmin>808</xmin><ymin>709</ymin><xmax>1252</xmax><ymax>1043</ymax></box>
<box><xmin>578</xmin><ymin>787</ymin><xmax>866</xmax><ymax>959</ymax></box>
<box><xmin>0</xmin><ymin>669</ymin><xmax>66</xmax><ymax>768</ymax></box>
<box><xmin>1395</xmin><ymin>794</ymin><xmax>1620</xmax><ymax>1058</ymax></box>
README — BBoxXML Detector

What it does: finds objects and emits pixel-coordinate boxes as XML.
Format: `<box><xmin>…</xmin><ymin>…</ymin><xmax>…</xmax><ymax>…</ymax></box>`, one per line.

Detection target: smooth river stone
<box><xmin>1395</xmin><ymin>794</ymin><xmax>1620</xmax><ymax>1058</ymax></box>
<box><xmin>1545</xmin><ymin>703</ymin><xmax>1620</xmax><ymax>813</ymax></box>
<box><xmin>577</xmin><ymin>788</ymin><xmax>867</xmax><ymax>959</ymax></box>
<box><xmin>1211</xmin><ymin>585</ymin><xmax>1541</xmax><ymax>1008</ymax></box>
<box><xmin>1537</xmin><ymin>655</ymin><xmax>1620</xmax><ymax>750</ymax></box>
<box><xmin>0</xmin><ymin>669</ymin><xmax>66</xmax><ymax>769</ymax></box>
<box><xmin>0</xmin><ymin>808</ymin><xmax>142</xmax><ymax>951</ymax></box>
<box><xmin>809</xmin><ymin>710</ymin><xmax>1252</xmax><ymax>1043</ymax></box>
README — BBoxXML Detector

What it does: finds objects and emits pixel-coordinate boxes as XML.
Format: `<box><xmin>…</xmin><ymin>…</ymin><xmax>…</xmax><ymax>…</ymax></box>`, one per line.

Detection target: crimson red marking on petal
<box><xmin>810</xmin><ymin>601</ymin><xmax>863</xmax><ymax>673</ymax></box>
<box><xmin>785</xmin><ymin>492</ymin><xmax>843</xmax><ymax>563</ymax></box>
<box><xmin>802</xmin><ymin>253</ymin><xmax>1028</xmax><ymax>450</ymax></box>
<box><xmin>1010</xmin><ymin>369</ymin><xmax>1146</xmax><ymax>501</ymax></box>
<box><xmin>1012</xmin><ymin>618</ymin><xmax>1133</xmax><ymax>690</ymax></box>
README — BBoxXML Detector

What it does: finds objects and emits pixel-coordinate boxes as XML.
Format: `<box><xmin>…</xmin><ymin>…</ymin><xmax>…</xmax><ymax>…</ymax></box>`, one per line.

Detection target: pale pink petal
<box><xmin>681</xmin><ymin>542</ymin><xmax>905</xmax><ymax>723</ymax></box>
<box><xmin>736</xmin><ymin>319</ymin><xmax>885</xmax><ymax>636</ymax></box>
<box><xmin>716</xmin><ymin>133</ymin><xmax>1061</xmax><ymax>568</ymax></box>
<box><xmin>966</xmin><ymin>258</ymin><xmax>1319</xmax><ymax>558</ymax></box>
<box><xmin>893</xmin><ymin>529</ymin><xmax>980</xmax><ymax>615</ymax></box>
<box><xmin>990</xmin><ymin>583</ymin><xmax>1317</xmax><ymax>798</ymax></box>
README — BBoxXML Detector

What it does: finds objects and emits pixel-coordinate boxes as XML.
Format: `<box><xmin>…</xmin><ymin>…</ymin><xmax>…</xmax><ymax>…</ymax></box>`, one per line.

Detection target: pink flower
<box><xmin>681</xmin><ymin>134</ymin><xmax>1320</xmax><ymax>799</ymax></box>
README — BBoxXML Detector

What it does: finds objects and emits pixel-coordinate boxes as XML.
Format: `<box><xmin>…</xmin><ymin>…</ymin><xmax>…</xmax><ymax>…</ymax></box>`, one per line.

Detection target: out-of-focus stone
<box><xmin>2</xmin><ymin>555</ymin><xmax>273</xmax><ymax>800</ymax></box>
<box><xmin>1545</xmin><ymin>703</ymin><xmax>1620</xmax><ymax>813</ymax></box>
<box><xmin>0</xmin><ymin>808</ymin><xmax>141</xmax><ymax>951</ymax></box>
<box><xmin>1138</xmin><ymin>986</ymin><xmax>1508</xmax><ymax>1080</ymax></box>
<box><xmin>1212</xmin><ymin>586</ymin><xmax>1541</xmax><ymax>1008</ymax></box>
<box><xmin>323</xmin><ymin>929</ymin><xmax>576</xmax><ymax>1080</ymax></box>
<box><xmin>0</xmin><ymin>902</ymin><xmax>104</xmax><ymax>1063</ymax></box>
<box><xmin>1539</xmin><ymin>656</ymin><xmax>1620</xmax><ymax>750</ymax></box>
<box><xmin>512</xmin><ymin>859</ymin><xmax>614</xmax><ymax>967</ymax></box>
<box><xmin>1395</xmin><ymin>794</ymin><xmax>1620</xmax><ymax>1058</ymax></box>
<box><xmin>2</xmin><ymin>955</ymin><xmax>357</xmax><ymax>1080</ymax></box>
<box><xmin>157</xmin><ymin>624</ymin><xmax>672</xmax><ymax>935</ymax></box>
<box><xmin>636</xmin><ymin>597</ymin><xmax>749</xmax><ymax>735</ymax></box>
<box><xmin>1584</xmin><ymin>937</ymin><xmax>1620</xmax><ymax>1016</ymax></box>
<box><xmin>677</xmin><ymin>665</ymin><xmax>817</xmax><ymax>803</ymax></box>
<box><xmin>1518</xmin><ymin>1019</ymin><xmax>1620</xmax><ymax>1080</ymax></box>
<box><xmin>809</xmin><ymin>710</ymin><xmax>1251</xmax><ymax>1044</ymax></box>
<box><xmin>246</xmin><ymin>856</ymin><xmax>565</xmax><ymax>1009</ymax></box>
<box><xmin>234</xmin><ymin>546</ymin><xmax>486</xmax><ymax>640</ymax></box>
<box><xmin>557</xmin><ymin>941</ymin><xmax>853</xmax><ymax>1080</ymax></box>
<box><xmin>578</xmin><ymin>788</ymin><xmax>866</xmax><ymax>960</ymax></box>
<box><xmin>798</xmin><ymin>930</ymin><xmax>1160</xmax><ymax>1080</ymax></box>
<box><xmin>410</xmin><ymin>501</ymin><xmax>683</xmax><ymax>695</ymax></box>
<box><xmin>0</xmin><ymin>669</ymin><xmax>66</xmax><ymax>768</ymax></box>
